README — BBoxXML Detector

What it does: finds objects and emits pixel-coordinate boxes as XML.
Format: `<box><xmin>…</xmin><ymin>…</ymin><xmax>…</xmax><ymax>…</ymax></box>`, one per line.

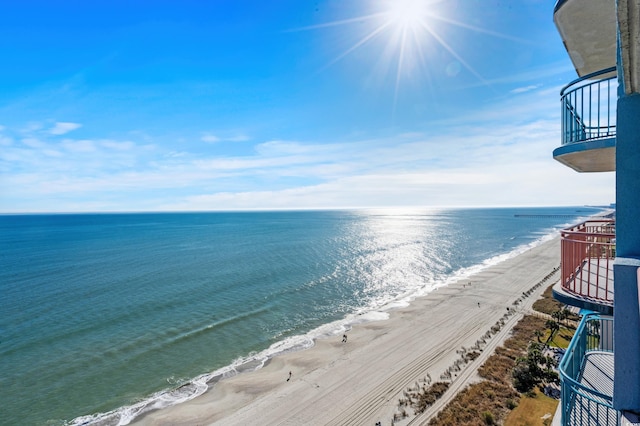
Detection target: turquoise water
<box><xmin>0</xmin><ymin>207</ymin><xmax>600</xmax><ymax>425</ymax></box>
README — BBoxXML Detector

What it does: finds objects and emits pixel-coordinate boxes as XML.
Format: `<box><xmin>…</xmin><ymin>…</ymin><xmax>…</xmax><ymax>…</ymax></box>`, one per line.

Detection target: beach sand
<box><xmin>133</xmin><ymin>237</ymin><xmax>560</xmax><ymax>426</ymax></box>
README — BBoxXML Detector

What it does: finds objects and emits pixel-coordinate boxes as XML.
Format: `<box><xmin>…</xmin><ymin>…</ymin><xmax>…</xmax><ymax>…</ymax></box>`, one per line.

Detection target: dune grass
<box><xmin>429</xmin><ymin>282</ymin><xmax>574</xmax><ymax>426</ymax></box>
<box><xmin>429</xmin><ymin>315</ymin><xmax>546</xmax><ymax>425</ymax></box>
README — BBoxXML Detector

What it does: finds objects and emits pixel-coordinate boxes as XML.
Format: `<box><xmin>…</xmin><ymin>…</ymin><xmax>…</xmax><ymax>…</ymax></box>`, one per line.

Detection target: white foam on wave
<box><xmin>70</xmin><ymin>224</ymin><xmax>572</xmax><ymax>426</ymax></box>
<box><xmin>67</xmin><ymin>318</ymin><xmax>349</xmax><ymax>425</ymax></box>
<box><xmin>68</xmin><ymin>375</ymin><xmax>211</xmax><ymax>426</ymax></box>
<box><xmin>372</xmin><ymin>226</ymin><xmax>565</xmax><ymax>311</ymax></box>
<box><xmin>353</xmin><ymin>310</ymin><xmax>391</xmax><ymax>322</ymax></box>
<box><xmin>436</xmin><ymin>229</ymin><xmax>558</xmax><ymax>287</ymax></box>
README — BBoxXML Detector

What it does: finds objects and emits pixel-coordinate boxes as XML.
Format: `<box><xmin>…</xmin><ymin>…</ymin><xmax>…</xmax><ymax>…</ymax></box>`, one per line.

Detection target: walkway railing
<box><xmin>559</xmin><ymin>314</ymin><xmax>617</xmax><ymax>425</ymax></box>
<box><xmin>560</xmin><ymin>219</ymin><xmax>615</xmax><ymax>303</ymax></box>
<box><xmin>561</xmin><ymin>67</ymin><xmax>617</xmax><ymax>145</ymax></box>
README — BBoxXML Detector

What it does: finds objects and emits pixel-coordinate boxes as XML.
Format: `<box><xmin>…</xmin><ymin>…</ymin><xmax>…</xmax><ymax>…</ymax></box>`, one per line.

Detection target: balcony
<box><xmin>559</xmin><ymin>313</ymin><xmax>616</xmax><ymax>425</ymax></box>
<box><xmin>553</xmin><ymin>67</ymin><xmax>617</xmax><ymax>172</ymax></box>
<box><xmin>553</xmin><ymin>219</ymin><xmax>615</xmax><ymax>314</ymax></box>
<box><xmin>553</xmin><ymin>0</ymin><xmax>616</xmax><ymax>77</ymax></box>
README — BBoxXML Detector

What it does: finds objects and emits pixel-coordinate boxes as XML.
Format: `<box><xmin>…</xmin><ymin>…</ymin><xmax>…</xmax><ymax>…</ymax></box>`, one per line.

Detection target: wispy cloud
<box><xmin>458</xmin><ymin>61</ymin><xmax>574</xmax><ymax>90</ymax></box>
<box><xmin>100</xmin><ymin>140</ymin><xmax>136</xmax><ymax>151</ymax></box>
<box><xmin>510</xmin><ymin>84</ymin><xmax>541</xmax><ymax>94</ymax></box>
<box><xmin>201</xmin><ymin>133</ymin><xmax>220</xmax><ymax>143</ymax></box>
<box><xmin>201</xmin><ymin>133</ymin><xmax>250</xmax><ymax>143</ymax></box>
<box><xmin>226</xmin><ymin>134</ymin><xmax>250</xmax><ymax>142</ymax></box>
<box><xmin>0</xmin><ymin>84</ymin><xmax>614</xmax><ymax>213</ymax></box>
<box><xmin>61</xmin><ymin>139</ymin><xmax>97</xmax><ymax>153</ymax></box>
<box><xmin>49</xmin><ymin>122</ymin><xmax>82</xmax><ymax>135</ymax></box>
<box><xmin>21</xmin><ymin>138</ymin><xmax>47</xmax><ymax>148</ymax></box>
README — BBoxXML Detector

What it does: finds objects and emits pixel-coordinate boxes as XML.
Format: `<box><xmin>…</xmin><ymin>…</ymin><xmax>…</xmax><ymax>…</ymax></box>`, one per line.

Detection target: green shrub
<box><xmin>482</xmin><ymin>410</ymin><xmax>495</xmax><ymax>425</ymax></box>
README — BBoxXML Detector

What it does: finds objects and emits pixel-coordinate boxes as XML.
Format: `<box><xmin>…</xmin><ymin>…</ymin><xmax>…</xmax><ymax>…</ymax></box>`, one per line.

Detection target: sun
<box><xmin>384</xmin><ymin>0</ymin><xmax>430</xmax><ymax>31</ymax></box>
<box><xmin>371</xmin><ymin>0</ymin><xmax>444</xmax><ymax>106</ymax></box>
<box><xmin>292</xmin><ymin>0</ymin><xmax>506</xmax><ymax>108</ymax></box>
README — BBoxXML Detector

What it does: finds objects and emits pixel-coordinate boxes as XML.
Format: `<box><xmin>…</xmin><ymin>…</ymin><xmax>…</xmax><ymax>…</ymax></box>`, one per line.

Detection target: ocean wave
<box><xmin>67</xmin><ymin>222</ymin><xmax>574</xmax><ymax>426</ymax></box>
<box><xmin>66</xmin><ymin>305</ymin><xmax>398</xmax><ymax>426</ymax></box>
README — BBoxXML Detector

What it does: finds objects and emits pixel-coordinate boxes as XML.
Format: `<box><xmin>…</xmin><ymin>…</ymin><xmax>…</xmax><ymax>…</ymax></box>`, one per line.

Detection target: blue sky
<box><xmin>0</xmin><ymin>0</ymin><xmax>615</xmax><ymax>212</ymax></box>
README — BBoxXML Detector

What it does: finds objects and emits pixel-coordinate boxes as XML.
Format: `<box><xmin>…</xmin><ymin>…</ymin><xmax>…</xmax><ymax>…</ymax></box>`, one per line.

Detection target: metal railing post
<box><xmin>560</xmin><ymin>67</ymin><xmax>617</xmax><ymax>146</ymax></box>
<box><xmin>560</xmin><ymin>219</ymin><xmax>615</xmax><ymax>304</ymax></box>
<box><xmin>559</xmin><ymin>314</ymin><xmax>617</xmax><ymax>425</ymax></box>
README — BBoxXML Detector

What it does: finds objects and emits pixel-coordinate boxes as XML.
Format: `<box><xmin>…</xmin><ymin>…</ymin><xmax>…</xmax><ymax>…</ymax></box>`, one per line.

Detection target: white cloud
<box><xmin>165</xmin><ymin>151</ymin><xmax>188</xmax><ymax>158</ymax></box>
<box><xmin>43</xmin><ymin>149</ymin><xmax>64</xmax><ymax>158</ymax></box>
<box><xmin>21</xmin><ymin>122</ymin><xmax>44</xmax><ymax>134</ymax></box>
<box><xmin>100</xmin><ymin>140</ymin><xmax>135</xmax><ymax>151</ymax></box>
<box><xmin>50</xmin><ymin>122</ymin><xmax>82</xmax><ymax>135</ymax></box>
<box><xmin>0</xmin><ymin>83</ymin><xmax>616</xmax><ymax>213</ymax></box>
<box><xmin>22</xmin><ymin>138</ymin><xmax>47</xmax><ymax>148</ymax></box>
<box><xmin>201</xmin><ymin>133</ymin><xmax>220</xmax><ymax>143</ymax></box>
<box><xmin>226</xmin><ymin>134</ymin><xmax>250</xmax><ymax>142</ymax></box>
<box><xmin>510</xmin><ymin>84</ymin><xmax>541</xmax><ymax>94</ymax></box>
<box><xmin>255</xmin><ymin>140</ymin><xmax>322</xmax><ymax>156</ymax></box>
<box><xmin>201</xmin><ymin>133</ymin><xmax>250</xmax><ymax>143</ymax></box>
<box><xmin>61</xmin><ymin>139</ymin><xmax>96</xmax><ymax>153</ymax></box>
<box><xmin>163</xmin><ymin>159</ymin><xmax>614</xmax><ymax>211</ymax></box>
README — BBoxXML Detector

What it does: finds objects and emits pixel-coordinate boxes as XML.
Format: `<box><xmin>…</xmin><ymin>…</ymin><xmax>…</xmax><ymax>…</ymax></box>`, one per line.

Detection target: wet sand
<box><xmin>134</xmin><ymin>237</ymin><xmax>560</xmax><ymax>426</ymax></box>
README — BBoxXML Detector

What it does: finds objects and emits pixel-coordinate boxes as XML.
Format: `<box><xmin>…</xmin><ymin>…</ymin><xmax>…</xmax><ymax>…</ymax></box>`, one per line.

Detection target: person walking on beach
<box><xmin>342</xmin><ymin>334</ymin><xmax>347</xmax><ymax>343</ymax></box>
<box><xmin>287</xmin><ymin>371</ymin><xmax>292</xmax><ymax>382</ymax></box>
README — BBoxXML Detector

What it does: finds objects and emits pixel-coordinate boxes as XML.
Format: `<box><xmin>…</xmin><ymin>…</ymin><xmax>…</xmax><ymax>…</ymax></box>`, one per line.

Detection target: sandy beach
<box><xmin>133</xmin><ymin>236</ymin><xmax>560</xmax><ymax>426</ymax></box>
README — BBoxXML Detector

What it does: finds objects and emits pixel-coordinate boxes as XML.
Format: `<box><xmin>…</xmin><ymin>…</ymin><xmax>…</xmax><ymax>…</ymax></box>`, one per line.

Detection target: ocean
<box><xmin>0</xmin><ymin>207</ymin><xmax>601</xmax><ymax>425</ymax></box>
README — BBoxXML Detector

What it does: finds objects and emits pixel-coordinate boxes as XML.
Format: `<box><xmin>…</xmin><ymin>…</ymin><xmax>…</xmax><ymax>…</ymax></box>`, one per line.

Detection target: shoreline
<box><xmin>132</xmin><ymin>235</ymin><xmax>562</xmax><ymax>426</ymax></box>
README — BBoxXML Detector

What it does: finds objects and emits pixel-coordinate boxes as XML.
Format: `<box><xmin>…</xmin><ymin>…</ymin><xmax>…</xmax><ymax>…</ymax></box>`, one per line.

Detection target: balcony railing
<box><xmin>560</xmin><ymin>219</ymin><xmax>615</xmax><ymax>304</ymax></box>
<box><xmin>559</xmin><ymin>313</ymin><xmax>616</xmax><ymax>425</ymax></box>
<box><xmin>561</xmin><ymin>67</ymin><xmax>617</xmax><ymax>145</ymax></box>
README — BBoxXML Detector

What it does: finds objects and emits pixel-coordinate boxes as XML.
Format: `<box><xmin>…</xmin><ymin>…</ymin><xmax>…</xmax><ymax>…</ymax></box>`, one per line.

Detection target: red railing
<box><xmin>560</xmin><ymin>219</ymin><xmax>615</xmax><ymax>304</ymax></box>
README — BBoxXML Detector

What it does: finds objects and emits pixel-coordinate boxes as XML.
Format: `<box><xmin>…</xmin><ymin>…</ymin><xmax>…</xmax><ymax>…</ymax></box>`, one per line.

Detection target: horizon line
<box><xmin>0</xmin><ymin>204</ymin><xmax>612</xmax><ymax>216</ymax></box>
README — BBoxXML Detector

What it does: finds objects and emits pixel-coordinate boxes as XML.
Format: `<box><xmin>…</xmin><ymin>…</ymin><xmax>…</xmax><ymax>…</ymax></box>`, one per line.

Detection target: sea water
<box><xmin>0</xmin><ymin>207</ymin><xmax>603</xmax><ymax>425</ymax></box>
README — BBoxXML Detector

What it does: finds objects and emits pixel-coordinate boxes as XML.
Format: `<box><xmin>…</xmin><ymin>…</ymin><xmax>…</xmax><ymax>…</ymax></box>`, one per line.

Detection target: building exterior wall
<box><xmin>613</xmin><ymin>0</ymin><xmax>640</xmax><ymax>412</ymax></box>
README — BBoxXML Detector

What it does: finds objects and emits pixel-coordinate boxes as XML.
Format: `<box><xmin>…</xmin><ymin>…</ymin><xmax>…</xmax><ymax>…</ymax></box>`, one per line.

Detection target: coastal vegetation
<box><xmin>412</xmin><ymin>382</ymin><xmax>451</xmax><ymax>415</ymax></box>
<box><xmin>503</xmin><ymin>389</ymin><xmax>558</xmax><ymax>426</ymax></box>
<box><xmin>512</xmin><ymin>341</ymin><xmax>559</xmax><ymax>393</ymax></box>
<box><xmin>427</xmin><ymin>281</ymin><xmax>576</xmax><ymax>426</ymax></box>
<box><xmin>428</xmin><ymin>315</ymin><xmax>555</xmax><ymax>425</ymax></box>
<box><xmin>532</xmin><ymin>285</ymin><xmax>580</xmax><ymax>324</ymax></box>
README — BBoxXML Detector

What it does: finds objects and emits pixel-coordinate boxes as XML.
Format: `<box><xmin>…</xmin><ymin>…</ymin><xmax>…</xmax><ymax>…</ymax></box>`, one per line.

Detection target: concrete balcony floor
<box><xmin>553</xmin><ymin>259</ymin><xmax>614</xmax><ymax>314</ymax></box>
<box><xmin>565</xmin><ymin>351</ymin><xmax>616</xmax><ymax>425</ymax></box>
